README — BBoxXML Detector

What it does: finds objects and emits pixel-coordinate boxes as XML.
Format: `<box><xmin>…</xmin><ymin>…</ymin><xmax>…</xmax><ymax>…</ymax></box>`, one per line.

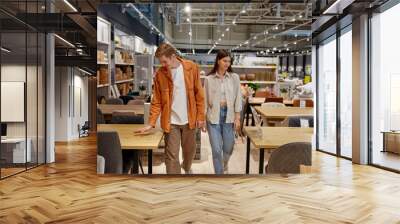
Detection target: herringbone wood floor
<box><xmin>1</xmin><ymin>135</ymin><xmax>400</xmax><ymax>223</ymax></box>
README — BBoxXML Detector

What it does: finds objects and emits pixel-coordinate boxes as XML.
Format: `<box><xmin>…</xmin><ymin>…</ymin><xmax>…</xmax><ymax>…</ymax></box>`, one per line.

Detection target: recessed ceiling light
<box><xmin>226</xmin><ymin>27</ymin><xmax>230</xmax><ymax>31</ymax></box>
<box><xmin>186</xmin><ymin>18</ymin><xmax>190</xmax><ymax>22</ymax></box>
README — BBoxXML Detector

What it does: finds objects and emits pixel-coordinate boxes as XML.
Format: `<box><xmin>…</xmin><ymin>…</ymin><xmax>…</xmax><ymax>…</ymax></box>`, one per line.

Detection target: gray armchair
<box><xmin>265</xmin><ymin>142</ymin><xmax>311</xmax><ymax>174</ymax></box>
<box><xmin>97</xmin><ymin>131</ymin><xmax>123</xmax><ymax>174</ymax></box>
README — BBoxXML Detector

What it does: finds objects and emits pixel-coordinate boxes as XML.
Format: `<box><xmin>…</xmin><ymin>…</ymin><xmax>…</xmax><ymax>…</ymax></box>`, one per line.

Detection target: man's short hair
<box><xmin>155</xmin><ymin>43</ymin><xmax>176</xmax><ymax>58</ymax></box>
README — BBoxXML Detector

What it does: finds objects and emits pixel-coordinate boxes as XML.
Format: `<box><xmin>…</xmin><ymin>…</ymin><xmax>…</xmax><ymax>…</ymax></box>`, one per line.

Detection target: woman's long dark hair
<box><xmin>208</xmin><ymin>49</ymin><xmax>233</xmax><ymax>76</ymax></box>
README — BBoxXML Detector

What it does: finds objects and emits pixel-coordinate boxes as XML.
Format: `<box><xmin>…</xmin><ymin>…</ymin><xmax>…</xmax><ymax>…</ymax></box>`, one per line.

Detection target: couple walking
<box><xmin>136</xmin><ymin>43</ymin><xmax>242</xmax><ymax>174</ymax></box>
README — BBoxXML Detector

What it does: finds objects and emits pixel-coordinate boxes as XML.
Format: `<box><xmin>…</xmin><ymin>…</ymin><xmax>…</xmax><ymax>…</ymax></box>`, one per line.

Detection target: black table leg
<box><xmin>148</xmin><ymin>150</ymin><xmax>153</xmax><ymax>174</ymax></box>
<box><xmin>246</xmin><ymin>106</ymin><xmax>250</xmax><ymax>126</ymax></box>
<box><xmin>246</xmin><ymin>136</ymin><xmax>250</xmax><ymax>174</ymax></box>
<box><xmin>131</xmin><ymin>151</ymin><xmax>139</xmax><ymax>174</ymax></box>
<box><xmin>259</xmin><ymin>148</ymin><xmax>265</xmax><ymax>174</ymax></box>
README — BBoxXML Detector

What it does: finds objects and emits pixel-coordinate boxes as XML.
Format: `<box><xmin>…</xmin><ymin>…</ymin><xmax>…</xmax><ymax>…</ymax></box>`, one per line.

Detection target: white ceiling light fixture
<box><xmin>299</xmin><ymin>14</ymin><xmax>303</xmax><ymax>18</ymax></box>
<box><xmin>253</xmin><ymin>36</ymin><xmax>257</xmax><ymax>40</ymax></box>
<box><xmin>63</xmin><ymin>0</ymin><xmax>78</xmax><ymax>12</ymax></box>
<box><xmin>226</xmin><ymin>27</ymin><xmax>230</xmax><ymax>32</ymax></box>
<box><xmin>241</xmin><ymin>9</ymin><xmax>246</xmax><ymax>14</ymax></box>
<box><xmin>54</xmin><ymin>34</ymin><xmax>75</xmax><ymax>48</ymax></box>
<box><xmin>294</xmin><ymin>41</ymin><xmax>297</xmax><ymax>45</ymax></box>
<box><xmin>186</xmin><ymin>18</ymin><xmax>190</xmax><ymax>22</ymax></box>
<box><xmin>273</xmin><ymin>47</ymin><xmax>277</xmax><ymax>51</ymax></box>
<box><xmin>218</xmin><ymin>38</ymin><xmax>221</xmax><ymax>41</ymax></box>
<box><xmin>222</xmin><ymin>33</ymin><xmax>225</xmax><ymax>37</ymax></box>
<box><xmin>286</xmin><ymin>48</ymin><xmax>290</xmax><ymax>51</ymax></box>
<box><xmin>232</xmin><ymin>20</ymin><xmax>236</xmax><ymax>25</ymax></box>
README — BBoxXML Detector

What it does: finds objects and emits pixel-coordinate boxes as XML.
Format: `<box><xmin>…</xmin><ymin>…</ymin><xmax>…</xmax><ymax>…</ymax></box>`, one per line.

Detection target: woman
<box><xmin>203</xmin><ymin>50</ymin><xmax>242</xmax><ymax>174</ymax></box>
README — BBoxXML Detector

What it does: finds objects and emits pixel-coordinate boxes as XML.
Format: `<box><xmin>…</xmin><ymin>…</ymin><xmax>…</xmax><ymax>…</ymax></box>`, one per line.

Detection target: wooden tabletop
<box><xmin>255</xmin><ymin>106</ymin><xmax>313</xmax><ymax>119</ymax></box>
<box><xmin>248</xmin><ymin>97</ymin><xmax>265</xmax><ymax>105</ymax></box>
<box><xmin>243</xmin><ymin>127</ymin><xmax>313</xmax><ymax>149</ymax></box>
<box><xmin>97</xmin><ymin>124</ymin><xmax>163</xmax><ymax>150</ymax></box>
<box><xmin>98</xmin><ymin>104</ymin><xmax>144</xmax><ymax>115</ymax></box>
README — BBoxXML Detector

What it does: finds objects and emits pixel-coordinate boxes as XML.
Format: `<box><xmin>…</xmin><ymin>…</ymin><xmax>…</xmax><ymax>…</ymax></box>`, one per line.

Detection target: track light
<box><xmin>63</xmin><ymin>0</ymin><xmax>78</xmax><ymax>12</ymax></box>
<box><xmin>1</xmin><ymin>47</ymin><xmax>11</xmax><ymax>53</ymax></box>
<box><xmin>54</xmin><ymin>34</ymin><xmax>75</xmax><ymax>48</ymax></box>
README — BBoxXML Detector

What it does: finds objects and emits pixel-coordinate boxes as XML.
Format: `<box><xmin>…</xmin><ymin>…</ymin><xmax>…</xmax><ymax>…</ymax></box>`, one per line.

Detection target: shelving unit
<box><xmin>97</xmin><ymin>17</ymin><xmax>112</xmax><ymax>98</ymax></box>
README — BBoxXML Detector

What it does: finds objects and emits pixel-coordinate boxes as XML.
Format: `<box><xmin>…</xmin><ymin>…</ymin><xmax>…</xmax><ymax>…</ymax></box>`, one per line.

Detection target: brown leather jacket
<box><xmin>148</xmin><ymin>58</ymin><xmax>205</xmax><ymax>133</ymax></box>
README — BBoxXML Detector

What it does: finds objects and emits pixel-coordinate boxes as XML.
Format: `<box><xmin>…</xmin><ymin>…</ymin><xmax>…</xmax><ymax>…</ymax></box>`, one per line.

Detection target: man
<box><xmin>135</xmin><ymin>43</ymin><xmax>205</xmax><ymax>174</ymax></box>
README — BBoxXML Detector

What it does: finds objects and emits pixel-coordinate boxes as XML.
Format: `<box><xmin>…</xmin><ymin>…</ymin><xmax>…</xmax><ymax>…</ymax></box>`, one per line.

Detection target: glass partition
<box><xmin>339</xmin><ymin>27</ymin><xmax>352</xmax><ymax>158</ymax></box>
<box><xmin>370</xmin><ymin>3</ymin><xmax>400</xmax><ymax>171</ymax></box>
<box><xmin>317</xmin><ymin>35</ymin><xmax>337</xmax><ymax>154</ymax></box>
<box><xmin>0</xmin><ymin>1</ymin><xmax>46</xmax><ymax>179</ymax></box>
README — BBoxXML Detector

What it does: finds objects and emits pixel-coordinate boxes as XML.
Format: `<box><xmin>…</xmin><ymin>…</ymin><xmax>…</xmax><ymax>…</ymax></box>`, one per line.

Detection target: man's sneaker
<box><xmin>181</xmin><ymin>163</ymin><xmax>193</xmax><ymax>174</ymax></box>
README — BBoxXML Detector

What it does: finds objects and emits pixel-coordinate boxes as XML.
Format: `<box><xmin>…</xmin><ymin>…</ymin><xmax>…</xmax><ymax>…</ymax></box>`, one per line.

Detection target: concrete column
<box><xmin>46</xmin><ymin>32</ymin><xmax>55</xmax><ymax>163</ymax></box>
<box><xmin>352</xmin><ymin>14</ymin><xmax>369</xmax><ymax>164</ymax></box>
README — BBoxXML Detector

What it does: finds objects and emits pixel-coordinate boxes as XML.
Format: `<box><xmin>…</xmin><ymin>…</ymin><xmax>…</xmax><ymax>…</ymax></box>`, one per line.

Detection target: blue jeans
<box><xmin>207</xmin><ymin>107</ymin><xmax>235</xmax><ymax>174</ymax></box>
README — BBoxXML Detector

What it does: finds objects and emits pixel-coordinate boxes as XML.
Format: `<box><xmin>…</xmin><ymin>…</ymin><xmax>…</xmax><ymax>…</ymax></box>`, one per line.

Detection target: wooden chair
<box><xmin>255</xmin><ymin>89</ymin><xmax>270</xmax><ymax>98</ymax></box>
<box><xmin>293</xmin><ymin>99</ymin><xmax>314</xmax><ymax>107</ymax></box>
<box><xmin>265</xmin><ymin>142</ymin><xmax>312</xmax><ymax>174</ymax></box>
<box><xmin>265</xmin><ymin>97</ymin><xmax>283</xmax><ymax>103</ymax></box>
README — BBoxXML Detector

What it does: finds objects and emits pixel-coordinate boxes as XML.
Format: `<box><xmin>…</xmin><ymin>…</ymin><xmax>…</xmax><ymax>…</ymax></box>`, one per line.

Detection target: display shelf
<box><xmin>97</xmin><ymin>83</ymin><xmax>110</xmax><ymax>88</ymax></box>
<box><xmin>115</xmin><ymin>45</ymin><xmax>134</xmax><ymax>51</ymax></box>
<box><xmin>115</xmin><ymin>62</ymin><xmax>134</xmax><ymax>66</ymax></box>
<box><xmin>240</xmin><ymin>81</ymin><xmax>276</xmax><ymax>85</ymax></box>
<box><xmin>115</xmin><ymin>78</ymin><xmax>134</xmax><ymax>84</ymax></box>
<box><xmin>97</xmin><ymin>61</ymin><xmax>109</xmax><ymax>65</ymax></box>
<box><xmin>198</xmin><ymin>64</ymin><xmax>276</xmax><ymax>69</ymax></box>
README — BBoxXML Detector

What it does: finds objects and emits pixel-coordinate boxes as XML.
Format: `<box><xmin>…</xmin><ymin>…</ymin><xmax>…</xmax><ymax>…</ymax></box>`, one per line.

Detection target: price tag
<box><xmin>300</xmin><ymin>100</ymin><xmax>306</xmax><ymax>108</ymax></box>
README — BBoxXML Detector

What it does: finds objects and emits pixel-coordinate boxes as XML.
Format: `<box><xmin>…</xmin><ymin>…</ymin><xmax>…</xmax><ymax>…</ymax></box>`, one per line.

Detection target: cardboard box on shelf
<box><xmin>98</xmin><ymin>67</ymin><xmax>108</xmax><ymax>84</ymax></box>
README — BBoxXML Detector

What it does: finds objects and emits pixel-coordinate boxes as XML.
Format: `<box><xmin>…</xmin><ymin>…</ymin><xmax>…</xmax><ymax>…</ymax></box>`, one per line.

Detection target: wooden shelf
<box><xmin>97</xmin><ymin>40</ymin><xmax>110</xmax><ymax>46</ymax></box>
<box><xmin>199</xmin><ymin>65</ymin><xmax>276</xmax><ymax>69</ymax></box>
<box><xmin>98</xmin><ymin>61</ymin><xmax>109</xmax><ymax>65</ymax></box>
<box><xmin>240</xmin><ymin>81</ymin><xmax>276</xmax><ymax>85</ymax></box>
<box><xmin>115</xmin><ymin>62</ymin><xmax>134</xmax><ymax>66</ymax></box>
<box><xmin>97</xmin><ymin>84</ymin><xmax>110</xmax><ymax>88</ymax></box>
<box><xmin>115</xmin><ymin>79</ymin><xmax>134</xmax><ymax>84</ymax></box>
<box><xmin>115</xmin><ymin>46</ymin><xmax>134</xmax><ymax>51</ymax></box>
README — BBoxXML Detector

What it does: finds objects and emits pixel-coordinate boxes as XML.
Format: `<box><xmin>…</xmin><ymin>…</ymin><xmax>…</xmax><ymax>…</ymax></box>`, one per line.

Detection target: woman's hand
<box><xmin>234</xmin><ymin>117</ymin><xmax>241</xmax><ymax>131</ymax></box>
